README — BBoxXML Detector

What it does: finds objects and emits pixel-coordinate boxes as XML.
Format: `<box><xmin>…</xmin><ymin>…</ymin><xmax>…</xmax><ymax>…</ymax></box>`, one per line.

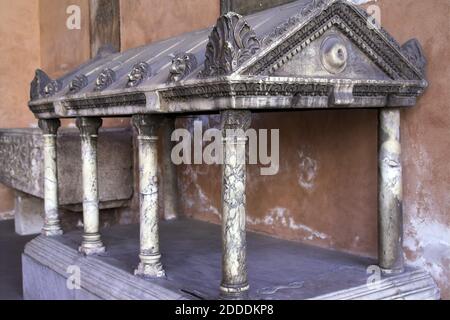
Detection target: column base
<box><xmin>78</xmin><ymin>233</ymin><xmax>105</xmax><ymax>255</ymax></box>
<box><xmin>134</xmin><ymin>254</ymin><xmax>166</xmax><ymax>278</ymax></box>
<box><xmin>42</xmin><ymin>222</ymin><xmax>63</xmax><ymax>237</ymax></box>
<box><xmin>42</xmin><ymin>227</ymin><xmax>63</xmax><ymax>237</ymax></box>
<box><xmin>220</xmin><ymin>283</ymin><xmax>250</xmax><ymax>300</ymax></box>
<box><xmin>380</xmin><ymin>266</ymin><xmax>405</xmax><ymax>275</ymax></box>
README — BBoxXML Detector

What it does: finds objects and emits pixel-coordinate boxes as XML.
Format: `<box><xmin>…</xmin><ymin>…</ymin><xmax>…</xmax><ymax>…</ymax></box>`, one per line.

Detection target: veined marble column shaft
<box><xmin>378</xmin><ymin>109</ymin><xmax>404</xmax><ymax>274</ymax></box>
<box><xmin>162</xmin><ymin>117</ymin><xmax>178</xmax><ymax>221</ymax></box>
<box><xmin>38</xmin><ymin>119</ymin><xmax>63</xmax><ymax>236</ymax></box>
<box><xmin>133</xmin><ymin>115</ymin><xmax>166</xmax><ymax>278</ymax></box>
<box><xmin>76</xmin><ymin>117</ymin><xmax>105</xmax><ymax>255</ymax></box>
<box><xmin>220</xmin><ymin>110</ymin><xmax>251</xmax><ymax>299</ymax></box>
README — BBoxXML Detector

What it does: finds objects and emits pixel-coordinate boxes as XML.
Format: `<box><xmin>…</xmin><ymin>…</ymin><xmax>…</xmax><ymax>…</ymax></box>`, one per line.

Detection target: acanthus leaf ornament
<box><xmin>127</xmin><ymin>62</ymin><xmax>151</xmax><ymax>88</ymax></box>
<box><xmin>401</xmin><ymin>39</ymin><xmax>427</xmax><ymax>76</ymax></box>
<box><xmin>95</xmin><ymin>68</ymin><xmax>116</xmax><ymax>92</ymax></box>
<box><xmin>30</xmin><ymin>69</ymin><xmax>52</xmax><ymax>100</ymax></box>
<box><xmin>168</xmin><ymin>53</ymin><xmax>198</xmax><ymax>82</ymax></box>
<box><xmin>200</xmin><ymin>12</ymin><xmax>261</xmax><ymax>77</ymax></box>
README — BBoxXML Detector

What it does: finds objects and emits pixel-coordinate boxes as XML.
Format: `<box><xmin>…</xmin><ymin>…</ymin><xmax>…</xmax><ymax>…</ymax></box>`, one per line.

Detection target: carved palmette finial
<box><xmin>301</xmin><ymin>0</ymin><xmax>333</xmax><ymax>16</ymax></box>
<box><xmin>127</xmin><ymin>62</ymin><xmax>151</xmax><ymax>88</ymax></box>
<box><xmin>69</xmin><ymin>74</ymin><xmax>89</xmax><ymax>94</ymax></box>
<box><xmin>168</xmin><ymin>53</ymin><xmax>198</xmax><ymax>82</ymax></box>
<box><xmin>401</xmin><ymin>39</ymin><xmax>427</xmax><ymax>76</ymax></box>
<box><xmin>95</xmin><ymin>68</ymin><xmax>116</xmax><ymax>91</ymax></box>
<box><xmin>200</xmin><ymin>12</ymin><xmax>261</xmax><ymax>77</ymax></box>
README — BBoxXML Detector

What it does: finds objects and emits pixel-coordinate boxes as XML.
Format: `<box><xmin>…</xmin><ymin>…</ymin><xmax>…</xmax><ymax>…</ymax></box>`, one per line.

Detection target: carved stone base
<box><xmin>220</xmin><ymin>283</ymin><xmax>250</xmax><ymax>300</ymax></box>
<box><xmin>134</xmin><ymin>255</ymin><xmax>166</xmax><ymax>279</ymax></box>
<box><xmin>14</xmin><ymin>191</ymin><xmax>45</xmax><ymax>236</ymax></box>
<box><xmin>22</xmin><ymin>220</ymin><xmax>440</xmax><ymax>301</ymax></box>
<box><xmin>42</xmin><ymin>227</ymin><xmax>63</xmax><ymax>237</ymax></box>
<box><xmin>78</xmin><ymin>233</ymin><xmax>105</xmax><ymax>255</ymax></box>
<box><xmin>380</xmin><ymin>266</ymin><xmax>405</xmax><ymax>275</ymax></box>
<box><xmin>42</xmin><ymin>216</ymin><xmax>63</xmax><ymax>237</ymax></box>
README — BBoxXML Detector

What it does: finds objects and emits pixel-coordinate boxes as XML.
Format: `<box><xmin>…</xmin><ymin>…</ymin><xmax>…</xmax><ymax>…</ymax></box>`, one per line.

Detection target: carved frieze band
<box><xmin>161</xmin><ymin>79</ymin><xmax>424</xmax><ymax>102</ymax></box>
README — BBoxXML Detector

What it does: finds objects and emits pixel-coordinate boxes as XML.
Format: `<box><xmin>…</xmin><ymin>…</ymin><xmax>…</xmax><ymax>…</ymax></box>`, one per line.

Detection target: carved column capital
<box><xmin>132</xmin><ymin>114</ymin><xmax>162</xmax><ymax>137</ymax></box>
<box><xmin>76</xmin><ymin>117</ymin><xmax>103</xmax><ymax>136</ymax></box>
<box><xmin>38</xmin><ymin>119</ymin><xmax>61</xmax><ymax>135</ymax></box>
<box><xmin>220</xmin><ymin>110</ymin><xmax>252</xmax><ymax>131</ymax></box>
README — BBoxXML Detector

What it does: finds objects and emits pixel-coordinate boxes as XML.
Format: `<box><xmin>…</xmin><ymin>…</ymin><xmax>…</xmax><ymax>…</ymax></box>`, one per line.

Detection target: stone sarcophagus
<box><xmin>0</xmin><ymin>128</ymin><xmax>133</xmax><ymax>235</ymax></box>
<box><xmin>23</xmin><ymin>0</ymin><xmax>439</xmax><ymax>300</ymax></box>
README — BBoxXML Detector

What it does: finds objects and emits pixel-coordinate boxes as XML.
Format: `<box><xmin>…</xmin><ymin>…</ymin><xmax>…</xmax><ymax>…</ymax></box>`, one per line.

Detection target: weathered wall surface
<box><xmin>178</xmin><ymin>111</ymin><xmax>378</xmax><ymax>256</ymax></box>
<box><xmin>39</xmin><ymin>0</ymin><xmax>90</xmax><ymax>78</ymax></box>
<box><xmin>373</xmin><ymin>0</ymin><xmax>450</xmax><ymax>299</ymax></box>
<box><xmin>119</xmin><ymin>0</ymin><xmax>220</xmax><ymax>50</ymax></box>
<box><xmin>0</xmin><ymin>0</ymin><xmax>41</xmax><ymax>216</ymax></box>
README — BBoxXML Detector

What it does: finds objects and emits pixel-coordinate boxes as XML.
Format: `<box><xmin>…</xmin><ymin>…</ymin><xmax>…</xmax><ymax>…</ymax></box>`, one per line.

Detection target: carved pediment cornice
<box><xmin>238</xmin><ymin>0</ymin><xmax>426</xmax><ymax>82</ymax></box>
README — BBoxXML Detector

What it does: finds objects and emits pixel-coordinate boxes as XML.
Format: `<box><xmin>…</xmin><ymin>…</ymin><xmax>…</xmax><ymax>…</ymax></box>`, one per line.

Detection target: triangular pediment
<box><xmin>236</xmin><ymin>0</ymin><xmax>426</xmax><ymax>81</ymax></box>
<box><xmin>272</xmin><ymin>27</ymin><xmax>391</xmax><ymax>80</ymax></box>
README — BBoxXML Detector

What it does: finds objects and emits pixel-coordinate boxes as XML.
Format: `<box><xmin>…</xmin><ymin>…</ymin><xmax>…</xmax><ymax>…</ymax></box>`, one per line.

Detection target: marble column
<box><xmin>76</xmin><ymin>117</ymin><xmax>105</xmax><ymax>255</ymax></box>
<box><xmin>133</xmin><ymin>115</ymin><xmax>166</xmax><ymax>278</ymax></box>
<box><xmin>220</xmin><ymin>110</ymin><xmax>251</xmax><ymax>299</ymax></box>
<box><xmin>162</xmin><ymin>117</ymin><xmax>178</xmax><ymax>221</ymax></box>
<box><xmin>38</xmin><ymin>119</ymin><xmax>63</xmax><ymax>236</ymax></box>
<box><xmin>378</xmin><ymin>109</ymin><xmax>404</xmax><ymax>274</ymax></box>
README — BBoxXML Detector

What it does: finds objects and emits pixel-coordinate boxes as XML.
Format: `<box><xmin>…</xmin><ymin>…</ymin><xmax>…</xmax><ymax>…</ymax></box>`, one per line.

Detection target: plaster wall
<box><xmin>119</xmin><ymin>0</ymin><xmax>220</xmax><ymax>50</ymax></box>
<box><xmin>374</xmin><ymin>0</ymin><xmax>450</xmax><ymax>299</ymax></box>
<box><xmin>0</xmin><ymin>0</ymin><xmax>41</xmax><ymax>215</ymax></box>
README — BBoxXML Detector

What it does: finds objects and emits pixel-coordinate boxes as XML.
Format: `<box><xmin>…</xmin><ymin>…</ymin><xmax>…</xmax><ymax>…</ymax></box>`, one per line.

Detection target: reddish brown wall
<box><xmin>119</xmin><ymin>0</ymin><xmax>220</xmax><ymax>50</ymax></box>
<box><xmin>0</xmin><ymin>0</ymin><xmax>41</xmax><ymax>215</ymax></box>
<box><xmin>39</xmin><ymin>0</ymin><xmax>90</xmax><ymax>78</ymax></box>
<box><xmin>179</xmin><ymin>110</ymin><xmax>378</xmax><ymax>256</ymax></box>
<box><xmin>375</xmin><ymin>0</ymin><xmax>450</xmax><ymax>298</ymax></box>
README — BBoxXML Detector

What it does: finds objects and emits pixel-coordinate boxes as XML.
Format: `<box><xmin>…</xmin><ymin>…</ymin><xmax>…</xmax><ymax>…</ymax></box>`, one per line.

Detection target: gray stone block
<box><xmin>0</xmin><ymin>127</ymin><xmax>133</xmax><ymax>207</ymax></box>
<box><xmin>14</xmin><ymin>191</ymin><xmax>44</xmax><ymax>236</ymax></box>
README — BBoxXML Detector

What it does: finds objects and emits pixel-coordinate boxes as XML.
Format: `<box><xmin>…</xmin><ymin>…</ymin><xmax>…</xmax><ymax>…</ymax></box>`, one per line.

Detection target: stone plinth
<box><xmin>22</xmin><ymin>219</ymin><xmax>440</xmax><ymax>300</ymax></box>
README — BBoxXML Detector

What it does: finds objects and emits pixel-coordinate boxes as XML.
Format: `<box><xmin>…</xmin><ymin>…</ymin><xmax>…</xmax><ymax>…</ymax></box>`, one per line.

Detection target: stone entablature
<box><xmin>28</xmin><ymin>0</ymin><xmax>426</xmax><ymax>120</ymax></box>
